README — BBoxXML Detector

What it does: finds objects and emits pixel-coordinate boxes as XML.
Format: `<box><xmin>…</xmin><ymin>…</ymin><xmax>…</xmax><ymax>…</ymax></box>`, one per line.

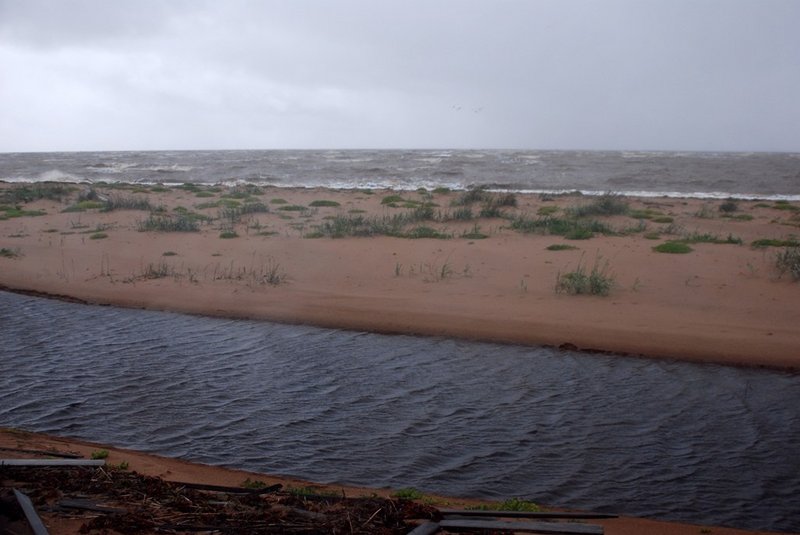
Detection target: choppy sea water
<box><xmin>1</xmin><ymin>292</ymin><xmax>798</xmax><ymax>532</ymax></box>
<box><xmin>1</xmin><ymin>149</ymin><xmax>799</xmax><ymax>199</ymax></box>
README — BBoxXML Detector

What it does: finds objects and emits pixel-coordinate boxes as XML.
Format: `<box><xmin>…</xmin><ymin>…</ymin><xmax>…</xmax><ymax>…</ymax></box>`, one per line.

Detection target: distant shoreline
<box><xmin>1</xmin><ymin>182</ymin><xmax>799</xmax><ymax>369</ymax></box>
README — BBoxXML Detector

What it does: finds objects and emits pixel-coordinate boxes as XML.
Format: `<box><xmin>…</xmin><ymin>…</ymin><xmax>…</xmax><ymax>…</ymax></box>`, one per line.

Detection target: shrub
<box><xmin>775</xmin><ymin>247</ymin><xmax>800</xmax><ymax>280</ymax></box>
<box><xmin>719</xmin><ymin>200</ymin><xmax>739</xmax><ymax>213</ymax></box>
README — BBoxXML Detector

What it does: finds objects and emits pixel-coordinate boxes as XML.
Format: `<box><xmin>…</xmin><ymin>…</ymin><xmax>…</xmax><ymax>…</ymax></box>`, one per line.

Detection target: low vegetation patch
<box><xmin>89</xmin><ymin>232</ymin><xmax>108</xmax><ymax>240</ymax></box>
<box><xmin>0</xmin><ymin>247</ymin><xmax>19</xmax><ymax>258</ymax></box>
<box><xmin>1</xmin><ymin>206</ymin><xmax>47</xmax><ymax>219</ymax></box>
<box><xmin>101</xmin><ymin>195</ymin><xmax>153</xmax><ymax>212</ymax></box>
<box><xmin>468</xmin><ymin>498</ymin><xmax>541</xmax><ymax>512</ymax></box>
<box><xmin>309</xmin><ymin>199</ymin><xmax>340</xmax><ymax>207</ymax></box>
<box><xmin>1</xmin><ymin>183</ymin><xmax>74</xmax><ymax>204</ymax></box>
<box><xmin>461</xmin><ymin>224</ymin><xmax>488</xmax><ymax>239</ymax></box>
<box><xmin>137</xmin><ymin>214</ymin><xmax>200</xmax><ymax>232</ymax></box>
<box><xmin>546</xmin><ymin>244</ymin><xmax>578</xmax><ymax>251</ymax></box>
<box><xmin>653</xmin><ymin>241</ymin><xmax>693</xmax><ymax>254</ymax></box>
<box><xmin>752</xmin><ymin>238</ymin><xmax>800</xmax><ymax>248</ymax></box>
<box><xmin>219</xmin><ymin>230</ymin><xmax>238</xmax><ymax>239</ymax></box>
<box><xmin>392</xmin><ymin>488</ymin><xmax>425</xmax><ymax>500</ymax></box>
<box><xmin>277</xmin><ymin>204</ymin><xmax>307</xmax><ymax>212</ymax></box>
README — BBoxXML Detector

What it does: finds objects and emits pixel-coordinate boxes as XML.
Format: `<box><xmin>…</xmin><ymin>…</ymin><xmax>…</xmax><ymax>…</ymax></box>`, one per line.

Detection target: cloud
<box><xmin>1</xmin><ymin>0</ymin><xmax>798</xmax><ymax>151</ymax></box>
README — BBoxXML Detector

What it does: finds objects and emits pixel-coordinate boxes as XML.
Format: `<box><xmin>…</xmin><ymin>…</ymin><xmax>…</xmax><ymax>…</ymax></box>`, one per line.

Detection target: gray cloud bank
<box><xmin>1</xmin><ymin>0</ymin><xmax>798</xmax><ymax>152</ymax></box>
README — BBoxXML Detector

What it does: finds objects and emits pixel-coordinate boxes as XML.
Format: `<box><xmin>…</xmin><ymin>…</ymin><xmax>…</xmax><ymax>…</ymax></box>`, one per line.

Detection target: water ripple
<box><xmin>1</xmin><ymin>291</ymin><xmax>799</xmax><ymax>532</ymax></box>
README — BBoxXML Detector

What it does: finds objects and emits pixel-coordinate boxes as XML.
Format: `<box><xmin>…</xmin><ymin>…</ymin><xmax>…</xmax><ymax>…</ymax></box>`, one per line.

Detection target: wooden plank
<box><xmin>407</xmin><ymin>522</ymin><xmax>440</xmax><ymax>535</ymax></box>
<box><xmin>58</xmin><ymin>499</ymin><xmax>127</xmax><ymax>514</ymax></box>
<box><xmin>13</xmin><ymin>489</ymin><xmax>51</xmax><ymax>535</ymax></box>
<box><xmin>439</xmin><ymin>518</ymin><xmax>603</xmax><ymax>534</ymax></box>
<box><xmin>171</xmin><ymin>481</ymin><xmax>282</xmax><ymax>494</ymax></box>
<box><xmin>0</xmin><ymin>458</ymin><xmax>105</xmax><ymax>467</ymax></box>
<box><xmin>440</xmin><ymin>509</ymin><xmax>618</xmax><ymax>520</ymax></box>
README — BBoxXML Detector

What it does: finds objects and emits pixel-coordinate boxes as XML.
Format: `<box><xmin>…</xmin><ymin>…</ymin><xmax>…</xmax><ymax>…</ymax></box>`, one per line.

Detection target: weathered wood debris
<box><xmin>2</xmin><ymin>462</ymin><xmax>608</xmax><ymax>534</ymax></box>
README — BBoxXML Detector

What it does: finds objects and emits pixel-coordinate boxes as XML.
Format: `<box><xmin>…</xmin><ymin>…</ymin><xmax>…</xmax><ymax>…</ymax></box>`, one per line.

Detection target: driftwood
<box><xmin>0</xmin><ymin>458</ymin><xmax>105</xmax><ymax>467</ymax></box>
<box><xmin>439</xmin><ymin>517</ymin><xmax>604</xmax><ymax>534</ymax></box>
<box><xmin>13</xmin><ymin>489</ymin><xmax>50</xmax><ymax>535</ymax></box>
<box><xmin>440</xmin><ymin>508</ymin><xmax>617</xmax><ymax>519</ymax></box>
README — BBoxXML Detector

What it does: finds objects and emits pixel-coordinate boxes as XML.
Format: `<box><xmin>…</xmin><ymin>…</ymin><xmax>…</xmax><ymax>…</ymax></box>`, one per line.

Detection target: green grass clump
<box><xmin>195</xmin><ymin>191</ymin><xmax>216</xmax><ymax>198</ymax></box>
<box><xmin>89</xmin><ymin>232</ymin><xmax>108</xmax><ymax>239</ymax></box>
<box><xmin>240</xmin><ymin>478</ymin><xmax>271</xmax><ymax>489</ymax></box>
<box><xmin>537</xmin><ymin>205</ymin><xmax>559</xmax><ymax>216</ymax></box>
<box><xmin>0</xmin><ymin>248</ymin><xmax>18</xmax><ymax>258</ymax></box>
<box><xmin>775</xmin><ymin>247</ymin><xmax>800</xmax><ymax>280</ymax></box>
<box><xmin>432</xmin><ymin>187</ymin><xmax>451</xmax><ymax>194</ymax></box>
<box><xmin>653</xmin><ymin>241</ymin><xmax>693</xmax><ymax>254</ymax></box>
<box><xmin>1</xmin><ymin>207</ymin><xmax>47</xmax><ymax>219</ymax></box>
<box><xmin>469</xmin><ymin>498</ymin><xmax>541</xmax><ymax>512</ymax></box>
<box><xmin>752</xmin><ymin>238</ymin><xmax>800</xmax><ymax>248</ymax></box>
<box><xmin>719</xmin><ymin>200</ymin><xmax>739</xmax><ymax>213</ymax></box>
<box><xmin>546</xmin><ymin>244</ymin><xmax>578</xmax><ymax>251</ymax></box>
<box><xmin>277</xmin><ymin>205</ymin><xmax>307</xmax><ymax>212</ymax></box>
<box><xmin>137</xmin><ymin>214</ymin><xmax>200</xmax><ymax>232</ymax></box>
<box><xmin>91</xmin><ymin>449</ymin><xmax>109</xmax><ymax>460</ymax></box>
<box><xmin>555</xmin><ymin>257</ymin><xmax>615</xmax><ymax>296</ymax></box>
<box><xmin>270</xmin><ymin>198</ymin><xmax>288</xmax><ymax>204</ymax></box>
<box><xmin>772</xmin><ymin>202</ymin><xmax>799</xmax><ymax>211</ymax></box>
<box><xmin>63</xmin><ymin>200</ymin><xmax>106</xmax><ymax>212</ymax></box>
<box><xmin>381</xmin><ymin>194</ymin><xmax>406</xmax><ymax>205</ymax></box>
<box><xmin>510</xmin><ymin>215</ymin><xmax>613</xmax><ymax>238</ymax></box>
<box><xmin>309</xmin><ymin>199</ymin><xmax>340</xmax><ymax>207</ymax></box>
<box><xmin>149</xmin><ymin>185</ymin><xmax>170</xmax><ymax>192</ymax></box>
<box><xmin>219</xmin><ymin>230</ymin><xmax>239</xmax><ymax>239</ymax></box>
<box><xmin>393</xmin><ymin>488</ymin><xmax>425</xmax><ymax>500</ymax></box>
<box><xmin>162</xmin><ymin>251</ymin><xmax>178</xmax><ymax>256</ymax></box>
<box><xmin>682</xmin><ymin>232</ymin><xmax>742</xmax><ymax>245</ymax></box>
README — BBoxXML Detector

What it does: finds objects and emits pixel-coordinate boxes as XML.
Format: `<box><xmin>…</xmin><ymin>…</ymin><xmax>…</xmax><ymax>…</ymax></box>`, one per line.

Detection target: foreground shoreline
<box><xmin>1</xmin><ymin>182</ymin><xmax>799</xmax><ymax>369</ymax></box>
<box><xmin>0</xmin><ymin>428</ymin><xmax>785</xmax><ymax>534</ymax></box>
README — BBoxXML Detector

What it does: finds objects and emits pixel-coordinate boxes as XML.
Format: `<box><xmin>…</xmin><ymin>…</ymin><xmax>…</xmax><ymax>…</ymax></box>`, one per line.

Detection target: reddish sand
<box><xmin>0</xmin><ymin>429</ymin><xmax>786</xmax><ymax>535</ymax></box>
<box><xmin>1</xmin><ymin>183</ymin><xmax>798</xmax><ymax>368</ymax></box>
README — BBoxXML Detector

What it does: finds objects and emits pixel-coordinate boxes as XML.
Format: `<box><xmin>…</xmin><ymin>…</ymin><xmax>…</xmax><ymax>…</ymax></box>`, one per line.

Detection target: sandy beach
<box><xmin>1</xmin><ymin>181</ymin><xmax>799</xmax><ymax>369</ymax></box>
<box><xmin>0</xmin><ymin>428</ymin><xmax>787</xmax><ymax>535</ymax></box>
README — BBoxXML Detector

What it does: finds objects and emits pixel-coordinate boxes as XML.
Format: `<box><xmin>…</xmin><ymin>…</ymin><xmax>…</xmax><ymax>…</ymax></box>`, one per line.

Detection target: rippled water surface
<box><xmin>1</xmin><ymin>291</ymin><xmax>798</xmax><ymax>532</ymax></box>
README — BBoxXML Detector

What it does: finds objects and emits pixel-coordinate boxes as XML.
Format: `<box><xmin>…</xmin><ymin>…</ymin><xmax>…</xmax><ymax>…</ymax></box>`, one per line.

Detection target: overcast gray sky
<box><xmin>1</xmin><ymin>0</ymin><xmax>798</xmax><ymax>152</ymax></box>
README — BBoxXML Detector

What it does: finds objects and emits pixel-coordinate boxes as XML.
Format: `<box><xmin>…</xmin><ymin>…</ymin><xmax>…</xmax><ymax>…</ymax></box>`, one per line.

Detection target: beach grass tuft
<box><xmin>137</xmin><ymin>214</ymin><xmax>200</xmax><ymax>232</ymax></box>
<box><xmin>775</xmin><ymin>246</ymin><xmax>800</xmax><ymax>281</ymax></box>
<box><xmin>393</xmin><ymin>488</ymin><xmax>425</xmax><ymax>500</ymax></box>
<box><xmin>546</xmin><ymin>244</ymin><xmax>578</xmax><ymax>251</ymax></box>
<box><xmin>555</xmin><ymin>256</ymin><xmax>615</xmax><ymax>296</ymax></box>
<box><xmin>567</xmin><ymin>193</ymin><xmax>629</xmax><ymax>217</ymax></box>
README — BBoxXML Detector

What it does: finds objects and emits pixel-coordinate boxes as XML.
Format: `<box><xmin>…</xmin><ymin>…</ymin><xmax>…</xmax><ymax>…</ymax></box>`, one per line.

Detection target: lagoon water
<box><xmin>1</xmin><ymin>291</ymin><xmax>799</xmax><ymax>531</ymax></box>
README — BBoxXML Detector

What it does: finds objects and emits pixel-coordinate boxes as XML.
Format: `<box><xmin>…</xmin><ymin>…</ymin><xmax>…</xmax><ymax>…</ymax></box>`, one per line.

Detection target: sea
<box><xmin>1</xmin><ymin>149</ymin><xmax>799</xmax><ymax>199</ymax></box>
<box><xmin>2</xmin><ymin>149</ymin><xmax>800</xmax><ymax>532</ymax></box>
